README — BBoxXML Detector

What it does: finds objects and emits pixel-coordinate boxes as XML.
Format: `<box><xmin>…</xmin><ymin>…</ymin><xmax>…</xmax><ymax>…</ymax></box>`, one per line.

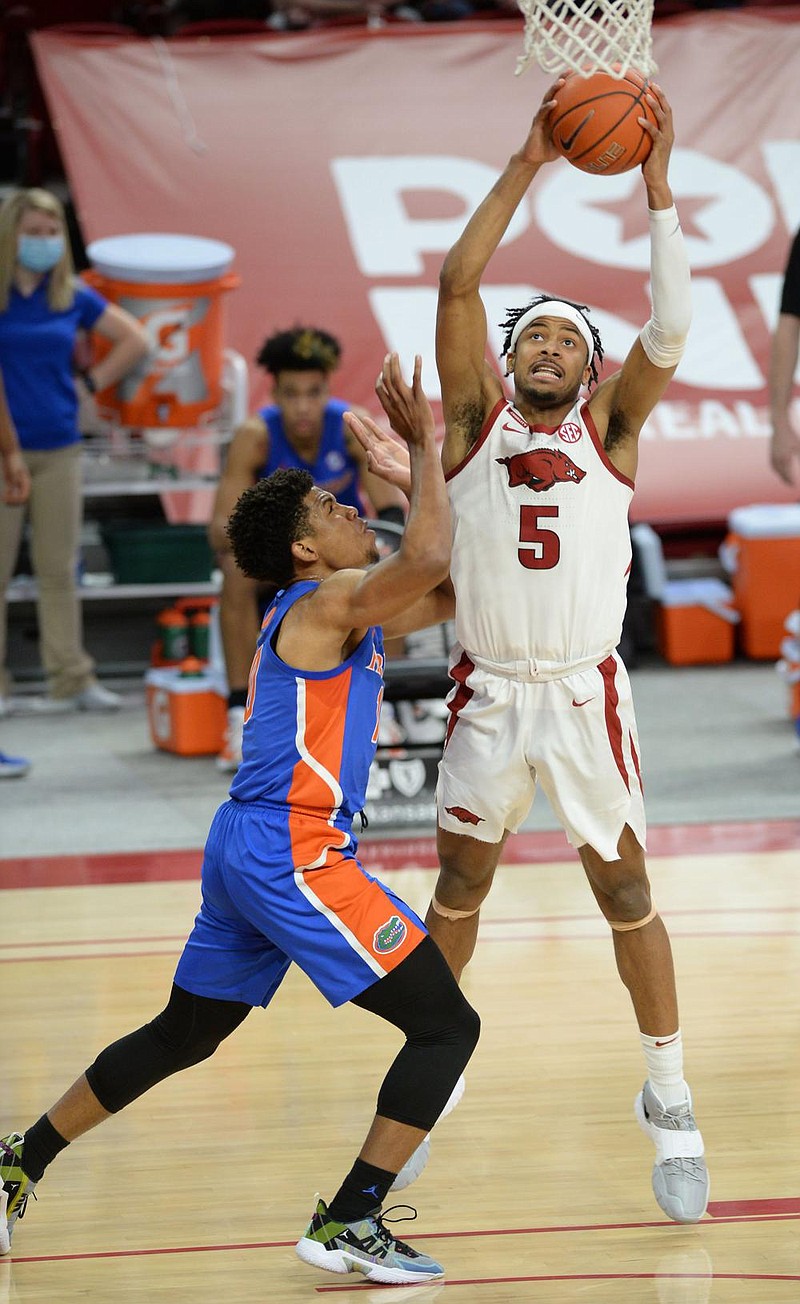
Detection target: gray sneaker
<box><xmin>33</xmin><ymin>683</ymin><xmax>123</xmax><ymax>713</ymax></box>
<box><xmin>74</xmin><ymin>683</ymin><xmax>123</xmax><ymax>711</ymax></box>
<box><xmin>295</xmin><ymin>1197</ymin><xmax>444</xmax><ymax>1284</ymax></box>
<box><xmin>635</xmin><ymin>1081</ymin><xmax>709</xmax><ymax>1223</ymax></box>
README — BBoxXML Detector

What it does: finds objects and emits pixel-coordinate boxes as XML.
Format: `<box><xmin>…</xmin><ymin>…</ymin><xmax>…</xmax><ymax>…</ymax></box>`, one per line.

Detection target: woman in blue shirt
<box><xmin>0</xmin><ymin>188</ymin><xmax>148</xmax><ymax>710</ymax></box>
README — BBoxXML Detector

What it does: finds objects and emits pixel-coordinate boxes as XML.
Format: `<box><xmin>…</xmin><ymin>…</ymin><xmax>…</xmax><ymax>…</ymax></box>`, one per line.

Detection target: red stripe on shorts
<box><xmin>444</xmin><ymin>650</ymin><xmax>475</xmax><ymax>746</ymax></box>
<box><xmin>598</xmin><ymin>655</ymin><xmax>629</xmax><ymax>791</ymax></box>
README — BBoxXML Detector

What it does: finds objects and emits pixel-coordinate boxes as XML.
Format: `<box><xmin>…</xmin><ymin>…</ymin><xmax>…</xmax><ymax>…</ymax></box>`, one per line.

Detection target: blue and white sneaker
<box><xmin>296</xmin><ymin>1197</ymin><xmax>444</xmax><ymax>1284</ymax></box>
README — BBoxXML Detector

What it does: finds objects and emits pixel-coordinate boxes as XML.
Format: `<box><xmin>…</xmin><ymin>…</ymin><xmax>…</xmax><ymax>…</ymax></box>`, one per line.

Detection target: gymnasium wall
<box><xmin>32</xmin><ymin>10</ymin><xmax>800</xmax><ymax>526</ymax></box>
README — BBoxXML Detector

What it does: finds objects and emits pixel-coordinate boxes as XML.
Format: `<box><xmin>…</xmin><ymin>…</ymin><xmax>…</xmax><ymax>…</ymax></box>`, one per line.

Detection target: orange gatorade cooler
<box><xmin>145</xmin><ymin>665</ymin><xmax>227</xmax><ymax>756</ymax></box>
<box><xmin>657</xmin><ymin>578</ymin><xmax>739</xmax><ymax>666</ymax></box>
<box><xmin>84</xmin><ymin>234</ymin><xmax>239</xmax><ymax>428</ymax></box>
<box><xmin>721</xmin><ymin>505</ymin><xmax>800</xmax><ymax>660</ymax></box>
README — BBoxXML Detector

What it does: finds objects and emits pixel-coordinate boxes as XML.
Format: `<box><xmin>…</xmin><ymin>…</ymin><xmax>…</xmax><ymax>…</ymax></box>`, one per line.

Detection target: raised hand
<box><xmin>640</xmin><ymin>82</ymin><xmax>674</xmax><ymax>188</ymax></box>
<box><xmin>375</xmin><ymin>352</ymin><xmax>435</xmax><ymax>448</ymax></box>
<box><xmin>344</xmin><ymin>408</ymin><xmax>411</xmax><ymax>494</ymax></box>
<box><xmin>519</xmin><ymin>77</ymin><xmax>565</xmax><ymax>168</ymax></box>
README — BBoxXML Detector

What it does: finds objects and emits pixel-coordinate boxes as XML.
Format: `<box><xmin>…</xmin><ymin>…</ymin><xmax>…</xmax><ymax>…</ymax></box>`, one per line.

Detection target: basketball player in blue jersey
<box><xmin>210</xmin><ymin>325</ymin><xmax>407</xmax><ymax>772</ymax></box>
<box><xmin>0</xmin><ymin>355</ymin><xmax>478</xmax><ymax>1287</ymax></box>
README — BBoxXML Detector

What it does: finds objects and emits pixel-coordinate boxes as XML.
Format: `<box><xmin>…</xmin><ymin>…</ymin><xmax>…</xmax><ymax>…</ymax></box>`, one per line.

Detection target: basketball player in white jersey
<box><xmin>355</xmin><ymin>80</ymin><xmax>709</xmax><ymax>1224</ymax></box>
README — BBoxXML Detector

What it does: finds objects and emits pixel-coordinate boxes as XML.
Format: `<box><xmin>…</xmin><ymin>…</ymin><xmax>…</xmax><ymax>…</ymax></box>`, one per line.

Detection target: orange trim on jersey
<box><xmin>298</xmin><ymin>838</ymin><xmax>426</xmax><ymax>974</ymax></box>
<box><xmin>260</xmin><ymin>605</ymin><xmax>279</xmax><ymax>633</ymax></box>
<box><xmin>598</xmin><ymin>655</ymin><xmax>630</xmax><ymax>791</ymax></box>
<box><xmin>287</xmin><ymin>670</ymin><xmax>352</xmax><ymax>829</ymax></box>
<box><xmin>581</xmin><ymin>402</ymin><xmax>635</xmax><ymax>490</ymax></box>
<box><xmin>444</xmin><ymin>396</ymin><xmax>508</xmax><ymax>482</ymax></box>
<box><xmin>243</xmin><ymin>644</ymin><xmax>262</xmax><ymax>724</ymax></box>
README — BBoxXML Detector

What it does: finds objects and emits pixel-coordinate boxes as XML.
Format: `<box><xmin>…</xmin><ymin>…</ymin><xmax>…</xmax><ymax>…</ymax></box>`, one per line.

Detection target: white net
<box><xmin>515</xmin><ymin>0</ymin><xmax>656</xmax><ymax>79</ymax></box>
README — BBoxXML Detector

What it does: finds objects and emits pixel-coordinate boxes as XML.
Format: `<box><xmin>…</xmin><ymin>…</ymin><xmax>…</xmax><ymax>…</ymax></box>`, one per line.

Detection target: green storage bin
<box><xmin>101</xmin><ymin>522</ymin><xmax>214</xmax><ymax>585</ymax></box>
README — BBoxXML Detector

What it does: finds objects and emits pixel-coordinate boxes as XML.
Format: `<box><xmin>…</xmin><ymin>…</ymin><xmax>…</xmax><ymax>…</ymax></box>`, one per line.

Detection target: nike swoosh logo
<box><xmin>654</xmin><ymin>1036</ymin><xmax>680</xmax><ymax>1048</ymax></box>
<box><xmin>502</xmin><ymin>421</ymin><xmax>528</xmax><ymax>433</ymax></box>
<box><xmin>571</xmin><ymin>698</ymin><xmax>593</xmax><ymax>708</ymax></box>
<box><xmin>559</xmin><ymin>111</ymin><xmax>593</xmax><ymax>154</ymax></box>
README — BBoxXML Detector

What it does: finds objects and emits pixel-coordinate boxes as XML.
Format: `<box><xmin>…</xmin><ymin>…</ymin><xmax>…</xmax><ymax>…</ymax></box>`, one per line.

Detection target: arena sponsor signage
<box><xmin>34</xmin><ymin>13</ymin><xmax>800</xmax><ymax>525</ymax></box>
<box><xmin>364</xmin><ymin>747</ymin><xmax>439</xmax><ymax>829</ymax></box>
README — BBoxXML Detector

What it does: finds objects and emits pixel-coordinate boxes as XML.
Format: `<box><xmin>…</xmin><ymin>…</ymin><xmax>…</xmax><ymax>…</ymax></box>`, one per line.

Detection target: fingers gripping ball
<box><xmin>550</xmin><ymin>69</ymin><xmax>656</xmax><ymax>175</ymax></box>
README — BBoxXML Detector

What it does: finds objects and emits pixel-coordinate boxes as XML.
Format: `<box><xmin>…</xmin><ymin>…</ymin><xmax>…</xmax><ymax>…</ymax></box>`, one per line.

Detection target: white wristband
<box><xmin>638</xmin><ymin>204</ymin><xmax>692</xmax><ymax>370</ymax></box>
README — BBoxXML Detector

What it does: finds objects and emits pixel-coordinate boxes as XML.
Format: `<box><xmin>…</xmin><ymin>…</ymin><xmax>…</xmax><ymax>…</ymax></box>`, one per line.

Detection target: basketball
<box><xmin>550</xmin><ymin>69</ymin><xmax>656</xmax><ymax>176</ymax></box>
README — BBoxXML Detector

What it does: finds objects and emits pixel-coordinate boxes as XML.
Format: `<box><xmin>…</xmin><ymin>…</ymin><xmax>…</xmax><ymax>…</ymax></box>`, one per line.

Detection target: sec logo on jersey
<box><xmin>558</xmin><ymin>422</ymin><xmax>582</xmax><ymax>444</ymax></box>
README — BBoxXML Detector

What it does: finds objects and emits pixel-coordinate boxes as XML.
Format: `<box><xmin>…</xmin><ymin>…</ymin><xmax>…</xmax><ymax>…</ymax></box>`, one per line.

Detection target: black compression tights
<box><xmin>85</xmin><ymin>985</ymin><xmax>251</xmax><ymax>1113</ymax></box>
<box><xmin>351</xmin><ymin>936</ymin><xmax>480</xmax><ymax>1132</ymax></box>
<box><xmin>85</xmin><ymin>938</ymin><xmax>479</xmax><ymax>1132</ymax></box>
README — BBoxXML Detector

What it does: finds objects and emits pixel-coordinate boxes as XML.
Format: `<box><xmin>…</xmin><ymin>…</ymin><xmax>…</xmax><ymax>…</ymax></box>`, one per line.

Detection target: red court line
<box><xmin>0</xmin><ymin>935</ymin><xmax>185</xmax><ymax>950</ymax></box>
<box><xmin>4</xmin><ymin>905</ymin><xmax>798</xmax><ymax>954</ymax></box>
<box><xmin>709</xmin><ymin>1197</ymin><xmax>800</xmax><ymax>1217</ymax></box>
<box><xmin>4</xmin><ymin>923</ymin><xmax>799</xmax><ymax>966</ymax></box>
<box><xmin>0</xmin><ymin>950</ymin><xmax>182</xmax><ymax>966</ymax></box>
<box><xmin>2</xmin><ymin>819</ymin><xmax>799</xmax><ymax>890</ymax></box>
<box><xmin>12</xmin><ymin>1209</ymin><xmax>800</xmax><ymax>1264</ymax></box>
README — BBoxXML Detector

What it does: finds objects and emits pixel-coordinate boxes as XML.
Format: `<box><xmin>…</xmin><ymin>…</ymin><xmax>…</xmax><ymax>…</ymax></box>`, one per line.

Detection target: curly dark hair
<box><xmin>256</xmin><ymin>326</ymin><xmax>341</xmax><ymax>377</ymax></box>
<box><xmin>499</xmin><ymin>295</ymin><xmax>604</xmax><ymax>390</ymax></box>
<box><xmin>226</xmin><ymin>469</ymin><xmax>314</xmax><ymax>587</ymax></box>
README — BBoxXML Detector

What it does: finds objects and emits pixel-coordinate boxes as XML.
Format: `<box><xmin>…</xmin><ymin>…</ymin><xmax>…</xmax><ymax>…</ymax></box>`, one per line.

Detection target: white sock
<box><xmin>640</xmin><ymin>1030</ymin><xmax>689</xmax><ymax>1108</ymax></box>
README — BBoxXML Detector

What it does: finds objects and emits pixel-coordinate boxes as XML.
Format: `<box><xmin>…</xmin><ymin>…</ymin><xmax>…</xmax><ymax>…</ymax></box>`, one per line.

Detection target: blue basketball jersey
<box><xmin>259</xmin><ymin>398</ymin><xmax>365</xmax><ymax>513</ymax></box>
<box><xmin>229</xmin><ymin>582</ymin><xmax>384</xmax><ymax>834</ymax></box>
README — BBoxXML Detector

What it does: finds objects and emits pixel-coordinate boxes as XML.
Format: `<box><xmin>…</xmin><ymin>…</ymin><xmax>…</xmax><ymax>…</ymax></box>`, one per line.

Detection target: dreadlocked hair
<box><xmin>226</xmin><ymin>469</ymin><xmax>314</xmax><ymax>587</ymax></box>
<box><xmin>499</xmin><ymin>295</ymin><xmax>604</xmax><ymax>389</ymax></box>
<box><xmin>256</xmin><ymin>326</ymin><xmax>341</xmax><ymax>377</ymax></box>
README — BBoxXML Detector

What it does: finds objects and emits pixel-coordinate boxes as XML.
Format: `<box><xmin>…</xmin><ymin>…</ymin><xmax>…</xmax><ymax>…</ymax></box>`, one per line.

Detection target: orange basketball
<box><xmin>550</xmin><ymin>69</ymin><xmax>656</xmax><ymax>176</ymax></box>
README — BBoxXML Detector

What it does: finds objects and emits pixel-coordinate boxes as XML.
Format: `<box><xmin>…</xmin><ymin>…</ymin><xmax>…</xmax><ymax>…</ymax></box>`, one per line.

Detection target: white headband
<box><xmin>508</xmin><ymin>301</ymin><xmax>595</xmax><ymax>361</ymax></box>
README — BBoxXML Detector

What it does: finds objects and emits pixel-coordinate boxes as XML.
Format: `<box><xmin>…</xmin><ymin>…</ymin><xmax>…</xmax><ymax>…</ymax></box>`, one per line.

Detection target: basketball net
<box><xmin>514</xmin><ymin>0</ymin><xmax>657</xmax><ymax>80</ymax></box>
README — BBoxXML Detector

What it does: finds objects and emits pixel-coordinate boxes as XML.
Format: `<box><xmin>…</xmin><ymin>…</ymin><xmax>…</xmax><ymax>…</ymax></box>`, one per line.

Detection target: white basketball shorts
<box><xmin>436</xmin><ymin>651</ymin><xmax>646</xmax><ymax>862</ymax></box>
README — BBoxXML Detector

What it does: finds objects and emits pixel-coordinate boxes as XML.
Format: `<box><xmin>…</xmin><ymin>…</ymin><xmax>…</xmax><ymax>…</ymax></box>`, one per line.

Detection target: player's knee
<box><xmin>603</xmin><ymin>876</ymin><xmax>652</xmax><ymax>923</ymax></box>
<box><xmin>435</xmin><ymin>850</ymin><xmax>496</xmax><ymax>901</ymax></box>
<box><xmin>455</xmin><ymin>996</ymin><xmax>481</xmax><ymax>1062</ymax></box>
<box><xmin>148</xmin><ymin>985</ymin><xmax>248</xmax><ymax>1067</ymax></box>
<box><xmin>425</xmin><ymin>970</ymin><xmax>481</xmax><ymax>1059</ymax></box>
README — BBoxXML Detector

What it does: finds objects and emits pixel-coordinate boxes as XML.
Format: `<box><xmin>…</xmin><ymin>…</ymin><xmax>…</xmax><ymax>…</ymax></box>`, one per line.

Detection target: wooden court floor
<box><xmin>1</xmin><ymin>829</ymin><xmax>799</xmax><ymax>1302</ymax></box>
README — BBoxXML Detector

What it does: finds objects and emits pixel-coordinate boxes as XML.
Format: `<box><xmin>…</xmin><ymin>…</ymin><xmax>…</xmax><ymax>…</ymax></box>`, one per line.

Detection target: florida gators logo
<box><xmin>373</xmin><ymin>915</ymin><xmax>408</xmax><ymax>954</ymax></box>
<box><xmin>445</xmin><ymin>805</ymin><xmax>484</xmax><ymax>826</ymax></box>
<box><xmin>496</xmin><ymin>447</ymin><xmax>586</xmax><ymax>492</ymax></box>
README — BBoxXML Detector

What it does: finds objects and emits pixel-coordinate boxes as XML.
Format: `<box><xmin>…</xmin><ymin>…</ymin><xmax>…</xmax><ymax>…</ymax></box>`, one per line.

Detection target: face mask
<box><xmin>16</xmin><ymin>234</ymin><xmax>65</xmax><ymax>273</ymax></box>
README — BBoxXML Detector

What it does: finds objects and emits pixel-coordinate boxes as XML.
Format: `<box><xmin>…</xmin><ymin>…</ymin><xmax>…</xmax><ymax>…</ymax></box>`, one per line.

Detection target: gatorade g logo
<box><xmin>373</xmin><ymin>915</ymin><xmax>407</xmax><ymax>954</ymax></box>
<box><xmin>117</xmin><ymin>294</ymin><xmax>210</xmax><ymax>405</ymax></box>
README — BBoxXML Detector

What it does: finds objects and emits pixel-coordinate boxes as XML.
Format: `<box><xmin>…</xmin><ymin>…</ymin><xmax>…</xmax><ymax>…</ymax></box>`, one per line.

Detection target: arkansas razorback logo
<box><xmin>496</xmin><ymin>447</ymin><xmax>586</xmax><ymax>492</ymax></box>
<box><xmin>445</xmin><ymin>805</ymin><xmax>484</xmax><ymax>826</ymax></box>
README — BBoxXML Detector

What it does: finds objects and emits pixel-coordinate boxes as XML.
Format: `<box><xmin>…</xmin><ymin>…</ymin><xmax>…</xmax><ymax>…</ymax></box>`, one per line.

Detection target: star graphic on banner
<box><xmin>588</xmin><ymin>192</ymin><xmax>712</xmax><ymax>243</ymax></box>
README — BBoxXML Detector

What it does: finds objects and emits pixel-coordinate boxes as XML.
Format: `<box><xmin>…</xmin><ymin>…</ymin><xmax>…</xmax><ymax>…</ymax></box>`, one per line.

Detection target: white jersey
<box><xmin>446</xmin><ymin>397</ymin><xmax>634</xmax><ymax>670</ymax></box>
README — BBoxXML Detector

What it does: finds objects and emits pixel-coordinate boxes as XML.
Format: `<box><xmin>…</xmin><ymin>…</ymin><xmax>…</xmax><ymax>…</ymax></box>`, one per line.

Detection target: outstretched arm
<box><xmin>436</xmin><ymin>82</ymin><xmax>563</xmax><ymax>470</ymax></box>
<box><xmin>309</xmin><ymin>355</ymin><xmax>451</xmax><ymax>637</ymax></box>
<box><xmin>588</xmin><ymin>83</ymin><xmax>691</xmax><ymax>482</ymax></box>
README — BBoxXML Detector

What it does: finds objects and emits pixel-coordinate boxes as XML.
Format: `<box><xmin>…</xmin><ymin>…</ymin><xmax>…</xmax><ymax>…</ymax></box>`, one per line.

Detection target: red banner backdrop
<box><xmin>33</xmin><ymin>11</ymin><xmax>800</xmax><ymax>526</ymax></box>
